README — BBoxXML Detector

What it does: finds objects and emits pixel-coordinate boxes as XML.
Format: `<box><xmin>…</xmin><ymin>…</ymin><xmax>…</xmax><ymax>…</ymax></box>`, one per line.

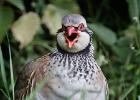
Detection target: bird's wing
<box><xmin>15</xmin><ymin>53</ymin><xmax>51</xmax><ymax>100</ymax></box>
<box><xmin>91</xmin><ymin>68</ymin><xmax>108</xmax><ymax>100</ymax></box>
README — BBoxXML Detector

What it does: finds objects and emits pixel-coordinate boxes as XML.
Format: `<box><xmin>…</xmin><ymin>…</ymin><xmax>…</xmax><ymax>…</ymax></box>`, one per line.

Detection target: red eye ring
<box><xmin>78</xmin><ymin>23</ymin><xmax>85</xmax><ymax>31</ymax></box>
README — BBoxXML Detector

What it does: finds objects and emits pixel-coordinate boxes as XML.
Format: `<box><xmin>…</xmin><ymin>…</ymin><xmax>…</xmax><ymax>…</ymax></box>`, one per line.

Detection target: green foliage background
<box><xmin>0</xmin><ymin>0</ymin><xmax>140</xmax><ymax>100</ymax></box>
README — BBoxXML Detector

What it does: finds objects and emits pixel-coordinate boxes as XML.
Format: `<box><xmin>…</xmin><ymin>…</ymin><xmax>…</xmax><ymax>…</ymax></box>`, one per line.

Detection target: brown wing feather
<box><xmin>15</xmin><ymin>54</ymin><xmax>51</xmax><ymax>100</ymax></box>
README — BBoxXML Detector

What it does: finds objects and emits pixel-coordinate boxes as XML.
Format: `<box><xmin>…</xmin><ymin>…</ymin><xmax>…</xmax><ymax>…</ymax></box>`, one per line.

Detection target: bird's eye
<box><xmin>57</xmin><ymin>25</ymin><xmax>66</xmax><ymax>33</ymax></box>
<box><xmin>78</xmin><ymin>23</ymin><xmax>85</xmax><ymax>31</ymax></box>
<box><xmin>62</xmin><ymin>24</ymin><xmax>66</xmax><ymax>31</ymax></box>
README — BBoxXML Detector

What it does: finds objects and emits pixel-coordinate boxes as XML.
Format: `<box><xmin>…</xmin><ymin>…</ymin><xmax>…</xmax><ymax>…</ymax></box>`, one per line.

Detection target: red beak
<box><xmin>64</xmin><ymin>26</ymin><xmax>79</xmax><ymax>48</ymax></box>
<box><xmin>66</xmin><ymin>27</ymin><xmax>76</xmax><ymax>36</ymax></box>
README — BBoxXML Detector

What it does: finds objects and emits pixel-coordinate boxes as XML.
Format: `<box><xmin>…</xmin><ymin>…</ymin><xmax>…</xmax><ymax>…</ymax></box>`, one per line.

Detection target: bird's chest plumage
<box><xmin>37</xmin><ymin>52</ymin><xmax>107</xmax><ymax>100</ymax></box>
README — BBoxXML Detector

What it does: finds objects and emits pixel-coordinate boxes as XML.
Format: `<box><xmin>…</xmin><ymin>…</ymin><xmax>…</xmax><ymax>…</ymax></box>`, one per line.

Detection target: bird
<box><xmin>15</xmin><ymin>14</ymin><xmax>108</xmax><ymax>100</ymax></box>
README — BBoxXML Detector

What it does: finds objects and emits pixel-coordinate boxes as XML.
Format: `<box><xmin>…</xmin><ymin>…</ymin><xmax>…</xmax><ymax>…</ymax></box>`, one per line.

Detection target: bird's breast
<box><xmin>41</xmin><ymin>53</ymin><xmax>106</xmax><ymax>98</ymax></box>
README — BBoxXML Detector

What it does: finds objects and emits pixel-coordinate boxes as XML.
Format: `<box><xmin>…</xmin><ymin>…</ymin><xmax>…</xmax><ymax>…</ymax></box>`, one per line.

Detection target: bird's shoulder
<box><xmin>15</xmin><ymin>53</ymin><xmax>52</xmax><ymax>99</ymax></box>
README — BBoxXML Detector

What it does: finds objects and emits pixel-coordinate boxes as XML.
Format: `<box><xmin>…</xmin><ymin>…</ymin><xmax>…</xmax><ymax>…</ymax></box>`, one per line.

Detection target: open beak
<box><xmin>64</xmin><ymin>26</ymin><xmax>79</xmax><ymax>48</ymax></box>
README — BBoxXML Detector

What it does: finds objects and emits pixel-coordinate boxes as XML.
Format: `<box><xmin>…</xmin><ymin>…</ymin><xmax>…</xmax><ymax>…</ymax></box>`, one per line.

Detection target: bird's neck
<box><xmin>49</xmin><ymin>43</ymin><xmax>98</xmax><ymax>80</ymax></box>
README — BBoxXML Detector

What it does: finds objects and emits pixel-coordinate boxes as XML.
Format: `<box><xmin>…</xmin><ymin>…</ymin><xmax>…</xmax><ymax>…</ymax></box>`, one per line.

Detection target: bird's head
<box><xmin>57</xmin><ymin>14</ymin><xmax>93</xmax><ymax>53</ymax></box>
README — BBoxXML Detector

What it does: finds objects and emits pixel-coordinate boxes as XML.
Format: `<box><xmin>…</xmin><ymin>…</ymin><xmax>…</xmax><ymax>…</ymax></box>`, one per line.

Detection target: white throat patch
<box><xmin>57</xmin><ymin>31</ymin><xmax>90</xmax><ymax>53</ymax></box>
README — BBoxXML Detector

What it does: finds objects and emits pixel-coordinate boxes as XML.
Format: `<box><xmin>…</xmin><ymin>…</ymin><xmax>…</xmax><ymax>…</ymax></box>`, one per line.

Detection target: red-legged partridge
<box><xmin>15</xmin><ymin>14</ymin><xmax>108</xmax><ymax>100</ymax></box>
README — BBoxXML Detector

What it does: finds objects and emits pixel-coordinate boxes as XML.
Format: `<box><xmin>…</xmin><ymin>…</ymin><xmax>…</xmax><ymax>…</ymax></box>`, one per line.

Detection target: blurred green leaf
<box><xmin>125</xmin><ymin>64</ymin><xmax>134</xmax><ymax>71</ymax></box>
<box><xmin>123</xmin><ymin>24</ymin><xmax>137</xmax><ymax>38</ymax></box>
<box><xmin>42</xmin><ymin>4</ymin><xmax>69</xmax><ymax>35</ymax></box>
<box><xmin>136</xmin><ymin>68</ymin><xmax>140</xmax><ymax>75</ymax></box>
<box><xmin>0</xmin><ymin>46</ymin><xmax>10</xmax><ymax>97</ymax></box>
<box><xmin>120</xmin><ymin>79</ymin><xmax>140</xmax><ymax>100</ymax></box>
<box><xmin>0</xmin><ymin>89</ymin><xmax>10</xmax><ymax>100</ymax></box>
<box><xmin>116</xmin><ymin>37</ymin><xmax>132</xmax><ymax>47</ymax></box>
<box><xmin>8</xmin><ymin>0</ymin><xmax>25</xmax><ymax>11</ymax></box>
<box><xmin>127</xmin><ymin>0</ymin><xmax>140</xmax><ymax>21</ymax></box>
<box><xmin>138</xmin><ymin>95</ymin><xmax>140</xmax><ymax>100</ymax></box>
<box><xmin>0</xmin><ymin>7</ymin><xmax>14</xmax><ymax>43</ymax></box>
<box><xmin>135</xmin><ymin>54</ymin><xmax>140</xmax><ymax>65</ymax></box>
<box><xmin>89</xmin><ymin>23</ymin><xmax>117</xmax><ymax>46</ymax></box>
<box><xmin>111</xmin><ymin>45</ymin><xmax>131</xmax><ymax>62</ymax></box>
<box><xmin>7</xmin><ymin>35</ymin><xmax>15</xmax><ymax>100</ymax></box>
<box><xmin>50</xmin><ymin>0</ymin><xmax>80</xmax><ymax>13</ymax></box>
<box><xmin>96</xmin><ymin>53</ymin><xmax>108</xmax><ymax>66</ymax></box>
<box><xmin>111</xmin><ymin>37</ymin><xmax>132</xmax><ymax>61</ymax></box>
<box><xmin>11</xmin><ymin>12</ymin><xmax>40</xmax><ymax>48</ymax></box>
